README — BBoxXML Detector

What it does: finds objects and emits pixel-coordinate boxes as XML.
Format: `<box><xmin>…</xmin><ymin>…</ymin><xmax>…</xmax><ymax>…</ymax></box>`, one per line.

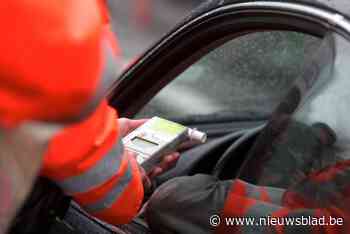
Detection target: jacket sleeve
<box><xmin>218</xmin><ymin>179</ymin><xmax>346</xmax><ymax>234</ymax></box>
<box><xmin>41</xmin><ymin>100</ymin><xmax>144</xmax><ymax>225</ymax></box>
<box><xmin>146</xmin><ymin>175</ymin><xmax>347</xmax><ymax>234</ymax></box>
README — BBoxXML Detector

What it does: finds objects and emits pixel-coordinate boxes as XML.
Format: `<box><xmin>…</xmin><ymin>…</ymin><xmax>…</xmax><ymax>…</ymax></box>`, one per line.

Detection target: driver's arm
<box><xmin>146</xmin><ymin>175</ymin><xmax>346</xmax><ymax>234</ymax></box>
<box><xmin>41</xmin><ymin>101</ymin><xmax>144</xmax><ymax>225</ymax></box>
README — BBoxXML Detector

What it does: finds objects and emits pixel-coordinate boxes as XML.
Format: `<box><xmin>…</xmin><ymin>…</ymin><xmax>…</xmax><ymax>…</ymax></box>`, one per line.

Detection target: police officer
<box><xmin>0</xmin><ymin>1</ymin><xmax>179</xmax><ymax>233</ymax></box>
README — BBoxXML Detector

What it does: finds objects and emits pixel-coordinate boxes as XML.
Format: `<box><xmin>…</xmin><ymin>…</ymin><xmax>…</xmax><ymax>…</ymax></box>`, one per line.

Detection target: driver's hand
<box><xmin>130</xmin><ymin>151</ymin><xmax>180</xmax><ymax>193</ymax></box>
<box><xmin>118</xmin><ymin>118</ymin><xmax>181</xmax><ymax>190</ymax></box>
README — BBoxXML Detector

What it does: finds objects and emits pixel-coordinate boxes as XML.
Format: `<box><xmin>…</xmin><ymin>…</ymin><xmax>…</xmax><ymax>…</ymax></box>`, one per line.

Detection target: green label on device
<box><xmin>149</xmin><ymin>117</ymin><xmax>186</xmax><ymax>136</ymax></box>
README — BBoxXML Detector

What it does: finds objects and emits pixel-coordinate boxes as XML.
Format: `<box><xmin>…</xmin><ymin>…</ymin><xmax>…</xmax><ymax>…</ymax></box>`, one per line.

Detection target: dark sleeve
<box><xmin>146</xmin><ymin>174</ymin><xmax>232</xmax><ymax>234</ymax></box>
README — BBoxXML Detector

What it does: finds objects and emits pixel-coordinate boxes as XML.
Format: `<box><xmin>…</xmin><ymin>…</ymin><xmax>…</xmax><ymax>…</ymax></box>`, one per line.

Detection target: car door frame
<box><xmin>108</xmin><ymin>0</ymin><xmax>350</xmax><ymax>118</ymax></box>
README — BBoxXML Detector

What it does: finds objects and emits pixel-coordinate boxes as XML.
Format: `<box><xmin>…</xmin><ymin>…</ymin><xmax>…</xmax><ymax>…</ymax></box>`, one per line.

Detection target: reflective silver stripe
<box><xmin>265</xmin><ymin>187</ymin><xmax>284</xmax><ymax>205</ymax></box>
<box><xmin>83</xmin><ymin>161</ymin><xmax>133</xmax><ymax>213</ymax></box>
<box><xmin>245</xmin><ymin>183</ymin><xmax>284</xmax><ymax>205</ymax></box>
<box><xmin>57</xmin><ymin>139</ymin><xmax>124</xmax><ymax>194</ymax></box>
<box><xmin>245</xmin><ymin>182</ymin><xmax>262</xmax><ymax>200</ymax></box>
<box><xmin>242</xmin><ymin>202</ymin><xmax>283</xmax><ymax>234</ymax></box>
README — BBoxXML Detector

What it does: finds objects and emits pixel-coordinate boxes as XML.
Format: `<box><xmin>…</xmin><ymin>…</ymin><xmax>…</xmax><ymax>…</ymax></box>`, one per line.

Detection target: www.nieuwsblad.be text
<box><xmin>209</xmin><ymin>215</ymin><xmax>344</xmax><ymax>227</ymax></box>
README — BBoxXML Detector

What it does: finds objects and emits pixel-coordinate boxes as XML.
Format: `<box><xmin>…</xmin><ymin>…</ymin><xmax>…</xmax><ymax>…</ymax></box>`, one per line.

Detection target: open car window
<box><xmin>136</xmin><ymin>31</ymin><xmax>320</xmax><ymax>122</ymax></box>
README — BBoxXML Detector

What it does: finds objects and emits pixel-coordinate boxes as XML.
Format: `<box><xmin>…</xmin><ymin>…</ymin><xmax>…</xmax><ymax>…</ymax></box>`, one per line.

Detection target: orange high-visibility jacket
<box><xmin>42</xmin><ymin>101</ymin><xmax>144</xmax><ymax>224</ymax></box>
<box><xmin>0</xmin><ymin>0</ymin><xmax>142</xmax><ymax>225</ymax></box>
<box><xmin>40</xmin><ymin>0</ymin><xmax>144</xmax><ymax>225</ymax></box>
<box><xmin>0</xmin><ymin>1</ymin><xmax>107</xmax><ymax>126</ymax></box>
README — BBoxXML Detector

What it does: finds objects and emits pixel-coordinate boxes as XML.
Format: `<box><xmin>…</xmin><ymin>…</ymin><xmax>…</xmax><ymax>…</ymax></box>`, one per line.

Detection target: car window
<box><xmin>136</xmin><ymin>31</ymin><xmax>320</xmax><ymax>121</ymax></box>
<box><xmin>237</xmin><ymin>34</ymin><xmax>350</xmax><ymax>226</ymax></box>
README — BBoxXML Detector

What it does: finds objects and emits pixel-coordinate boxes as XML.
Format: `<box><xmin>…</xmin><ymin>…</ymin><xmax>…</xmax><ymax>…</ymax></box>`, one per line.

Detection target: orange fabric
<box><xmin>94</xmin><ymin>104</ymin><xmax>118</xmax><ymax>146</ymax></box>
<box><xmin>270</xmin><ymin>208</ymin><xmax>290</xmax><ymax>234</ymax></box>
<box><xmin>217</xmin><ymin>180</ymin><xmax>257</xmax><ymax>234</ymax></box>
<box><xmin>41</xmin><ymin>101</ymin><xmax>119</xmax><ymax>180</ymax></box>
<box><xmin>217</xmin><ymin>179</ymin><xmax>348</xmax><ymax>234</ymax></box>
<box><xmin>92</xmin><ymin>154</ymin><xmax>144</xmax><ymax>225</ymax></box>
<box><xmin>222</xmin><ymin>193</ymin><xmax>257</xmax><ymax>217</ymax></box>
<box><xmin>230</xmin><ymin>179</ymin><xmax>247</xmax><ymax>197</ymax></box>
<box><xmin>0</xmin><ymin>0</ymin><xmax>105</xmax><ymax>127</ymax></box>
<box><xmin>41</xmin><ymin>0</ymin><xmax>143</xmax><ymax>225</ymax></box>
<box><xmin>259</xmin><ymin>187</ymin><xmax>271</xmax><ymax>203</ymax></box>
<box><xmin>217</xmin><ymin>195</ymin><xmax>257</xmax><ymax>234</ymax></box>
<box><xmin>104</xmin><ymin>27</ymin><xmax>123</xmax><ymax>59</ymax></box>
<box><xmin>41</xmin><ymin>102</ymin><xmax>144</xmax><ymax>224</ymax></box>
<box><xmin>98</xmin><ymin>0</ymin><xmax>111</xmax><ymax>24</ymax></box>
<box><xmin>74</xmin><ymin>153</ymin><xmax>129</xmax><ymax>205</ymax></box>
<box><xmin>98</xmin><ymin>0</ymin><xmax>122</xmax><ymax>57</ymax></box>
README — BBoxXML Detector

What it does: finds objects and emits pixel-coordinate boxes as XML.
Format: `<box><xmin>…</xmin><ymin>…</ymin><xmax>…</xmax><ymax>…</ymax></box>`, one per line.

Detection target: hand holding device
<box><xmin>123</xmin><ymin>117</ymin><xmax>207</xmax><ymax>172</ymax></box>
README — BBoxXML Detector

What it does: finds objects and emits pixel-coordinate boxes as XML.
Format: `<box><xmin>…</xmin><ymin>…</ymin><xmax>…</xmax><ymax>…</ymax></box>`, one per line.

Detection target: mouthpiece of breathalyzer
<box><xmin>188</xmin><ymin>128</ymin><xmax>207</xmax><ymax>143</ymax></box>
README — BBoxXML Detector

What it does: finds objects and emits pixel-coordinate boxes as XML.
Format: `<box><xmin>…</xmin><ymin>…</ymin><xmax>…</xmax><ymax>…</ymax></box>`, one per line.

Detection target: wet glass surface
<box><xmin>139</xmin><ymin>30</ymin><xmax>350</xmax><ymax>231</ymax></box>
<box><xmin>137</xmin><ymin>31</ymin><xmax>320</xmax><ymax>120</ymax></box>
<box><xmin>237</xmin><ymin>33</ymin><xmax>350</xmax><ymax>231</ymax></box>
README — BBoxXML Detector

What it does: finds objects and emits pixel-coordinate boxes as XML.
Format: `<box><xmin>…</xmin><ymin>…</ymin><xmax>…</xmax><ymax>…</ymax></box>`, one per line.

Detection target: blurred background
<box><xmin>107</xmin><ymin>0</ymin><xmax>201</xmax><ymax>60</ymax></box>
<box><xmin>106</xmin><ymin>0</ymin><xmax>317</xmax><ymax>120</ymax></box>
<box><xmin>107</xmin><ymin>0</ymin><xmax>350</xmax><ymax>61</ymax></box>
<box><xmin>105</xmin><ymin>0</ymin><xmax>349</xmax><ymax>122</ymax></box>
<box><xmin>105</xmin><ymin>0</ymin><xmax>318</xmax><ymax>120</ymax></box>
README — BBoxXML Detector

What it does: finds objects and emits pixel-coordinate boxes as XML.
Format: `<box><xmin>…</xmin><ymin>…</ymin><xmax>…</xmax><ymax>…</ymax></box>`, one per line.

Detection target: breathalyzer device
<box><xmin>123</xmin><ymin>117</ymin><xmax>207</xmax><ymax>172</ymax></box>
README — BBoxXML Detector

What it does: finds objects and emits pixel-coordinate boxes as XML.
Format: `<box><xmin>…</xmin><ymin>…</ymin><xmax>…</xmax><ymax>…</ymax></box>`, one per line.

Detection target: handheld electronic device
<box><xmin>123</xmin><ymin>117</ymin><xmax>207</xmax><ymax>172</ymax></box>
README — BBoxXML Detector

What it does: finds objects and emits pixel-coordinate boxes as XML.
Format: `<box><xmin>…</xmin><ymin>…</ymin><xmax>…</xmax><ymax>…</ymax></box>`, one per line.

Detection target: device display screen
<box><xmin>132</xmin><ymin>137</ymin><xmax>158</xmax><ymax>148</ymax></box>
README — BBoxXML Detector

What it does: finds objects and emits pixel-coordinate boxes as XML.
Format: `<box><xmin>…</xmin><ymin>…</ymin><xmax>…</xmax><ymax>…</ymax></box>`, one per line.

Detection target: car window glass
<box><xmin>295</xmin><ymin>33</ymin><xmax>350</xmax><ymax>159</ymax></box>
<box><xmin>136</xmin><ymin>31</ymin><xmax>320</xmax><ymax>121</ymax></box>
<box><xmin>238</xmin><ymin>34</ymin><xmax>350</xmax><ymax>228</ymax></box>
